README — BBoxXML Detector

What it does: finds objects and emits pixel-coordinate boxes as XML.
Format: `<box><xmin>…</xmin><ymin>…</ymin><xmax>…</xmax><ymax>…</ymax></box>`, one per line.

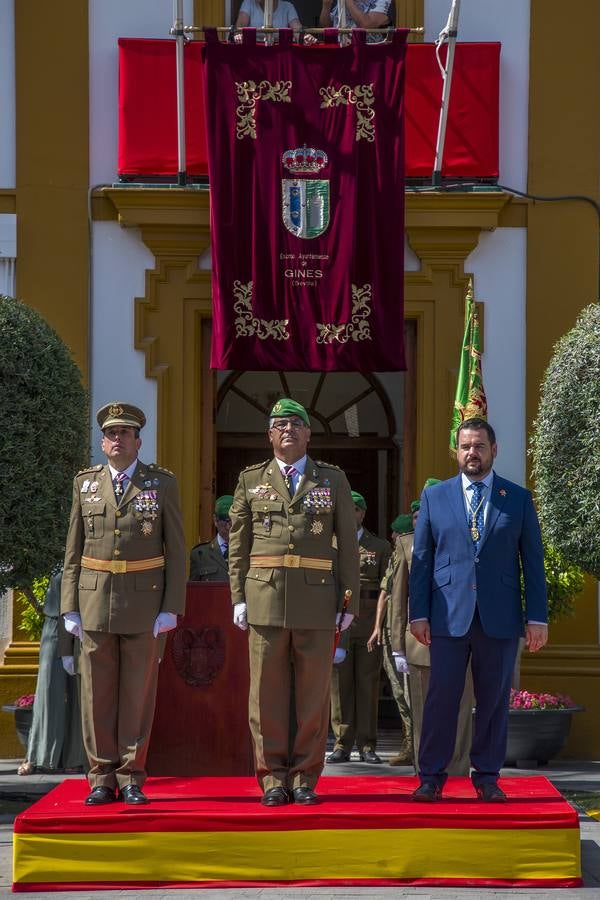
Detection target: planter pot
<box><xmin>1</xmin><ymin>705</ymin><xmax>33</xmax><ymax>749</ymax></box>
<box><xmin>505</xmin><ymin>706</ymin><xmax>585</xmax><ymax>767</ymax></box>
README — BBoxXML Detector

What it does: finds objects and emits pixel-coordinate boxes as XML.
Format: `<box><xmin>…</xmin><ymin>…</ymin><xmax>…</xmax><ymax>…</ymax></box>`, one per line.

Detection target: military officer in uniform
<box><xmin>228</xmin><ymin>398</ymin><xmax>360</xmax><ymax>807</ymax></box>
<box><xmin>61</xmin><ymin>402</ymin><xmax>186</xmax><ymax>805</ymax></box>
<box><xmin>328</xmin><ymin>491</ymin><xmax>391</xmax><ymax>764</ymax></box>
<box><xmin>367</xmin><ymin>512</ymin><xmax>415</xmax><ymax>765</ymax></box>
<box><xmin>189</xmin><ymin>495</ymin><xmax>234</xmax><ymax>581</ymax></box>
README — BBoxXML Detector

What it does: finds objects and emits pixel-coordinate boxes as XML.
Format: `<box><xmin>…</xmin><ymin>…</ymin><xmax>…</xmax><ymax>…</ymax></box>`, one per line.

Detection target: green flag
<box><xmin>450</xmin><ymin>278</ymin><xmax>488</xmax><ymax>453</ymax></box>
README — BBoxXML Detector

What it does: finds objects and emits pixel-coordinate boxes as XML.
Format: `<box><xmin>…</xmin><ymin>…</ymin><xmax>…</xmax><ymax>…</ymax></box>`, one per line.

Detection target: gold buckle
<box><xmin>111</xmin><ymin>560</ymin><xmax>127</xmax><ymax>574</ymax></box>
<box><xmin>283</xmin><ymin>554</ymin><xmax>301</xmax><ymax>568</ymax></box>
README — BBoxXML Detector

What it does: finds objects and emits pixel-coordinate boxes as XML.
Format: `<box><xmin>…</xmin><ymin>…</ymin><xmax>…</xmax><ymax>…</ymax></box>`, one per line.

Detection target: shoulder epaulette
<box><xmin>242</xmin><ymin>459</ymin><xmax>270</xmax><ymax>473</ymax></box>
<box><xmin>148</xmin><ymin>464</ymin><xmax>175</xmax><ymax>477</ymax></box>
<box><xmin>76</xmin><ymin>464</ymin><xmax>102</xmax><ymax>476</ymax></box>
<box><xmin>315</xmin><ymin>460</ymin><xmax>342</xmax><ymax>470</ymax></box>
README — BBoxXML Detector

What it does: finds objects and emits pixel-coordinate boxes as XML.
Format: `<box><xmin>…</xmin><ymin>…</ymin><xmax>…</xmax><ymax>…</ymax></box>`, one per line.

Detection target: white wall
<box><xmin>91</xmin><ymin>221</ymin><xmax>157</xmax><ymax>462</ymax></box>
<box><xmin>89</xmin><ymin>0</ymin><xmax>194</xmax><ymax>185</ymax></box>
<box><xmin>425</xmin><ymin>0</ymin><xmax>530</xmax><ymax>191</ymax></box>
<box><xmin>466</xmin><ymin>227</ymin><xmax>526</xmax><ymax>485</ymax></box>
<box><xmin>0</xmin><ymin>0</ymin><xmax>16</xmax><ymax>187</ymax></box>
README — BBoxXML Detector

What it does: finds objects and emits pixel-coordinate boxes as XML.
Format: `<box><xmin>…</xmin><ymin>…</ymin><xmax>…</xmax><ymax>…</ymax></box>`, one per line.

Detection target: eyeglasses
<box><xmin>270</xmin><ymin>418</ymin><xmax>306</xmax><ymax>432</ymax></box>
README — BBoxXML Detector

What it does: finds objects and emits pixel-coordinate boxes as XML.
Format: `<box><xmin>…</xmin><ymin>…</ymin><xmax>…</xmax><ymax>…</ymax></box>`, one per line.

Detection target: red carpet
<box><xmin>13</xmin><ymin>775</ymin><xmax>581</xmax><ymax>891</ymax></box>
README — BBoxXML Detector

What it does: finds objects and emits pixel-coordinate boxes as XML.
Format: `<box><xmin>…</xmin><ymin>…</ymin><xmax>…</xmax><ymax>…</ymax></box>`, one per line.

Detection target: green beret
<box><xmin>269</xmin><ymin>398</ymin><xmax>310</xmax><ymax>426</ymax></box>
<box><xmin>410</xmin><ymin>500</ymin><xmax>420</xmax><ymax>513</ymax></box>
<box><xmin>351</xmin><ymin>491</ymin><xmax>367</xmax><ymax>510</ymax></box>
<box><xmin>97</xmin><ymin>402</ymin><xmax>146</xmax><ymax>431</ymax></box>
<box><xmin>391</xmin><ymin>513</ymin><xmax>413</xmax><ymax>534</ymax></box>
<box><xmin>423</xmin><ymin>477</ymin><xmax>441</xmax><ymax>490</ymax></box>
<box><xmin>214</xmin><ymin>495</ymin><xmax>234</xmax><ymax>519</ymax></box>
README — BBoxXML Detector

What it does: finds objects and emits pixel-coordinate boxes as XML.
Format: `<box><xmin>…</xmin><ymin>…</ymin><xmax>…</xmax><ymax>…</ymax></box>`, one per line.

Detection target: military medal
<box><xmin>310</xmin><ymin>520</ymin><xmax>324</xmax><ymax>535</ymax></box>
<box><xmin>81</xmin><ymin>479</ymin><xmax>90</xmax><ymax>493</ymax></box>
<box><xmin>263</xmin><ymin>513</ymin><xmax>272</xmax><ymax>533</ymax></box>
<box><xmin>141</xmin><ymin>521</ymin><xmax>153</xmax><ymax>536</ymax></box>
<box><xmin>470</xmin><ymin>525</ymin><xmax>480</xmax><ymax>542</ymax></box>
<box><xmin>90</xmin><ymin>482</ymin><xmax>98</xmax><ymax>493</ymax></box>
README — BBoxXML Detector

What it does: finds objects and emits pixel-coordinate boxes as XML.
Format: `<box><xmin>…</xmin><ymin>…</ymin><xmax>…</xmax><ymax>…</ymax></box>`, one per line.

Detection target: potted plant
<box><xmin>1</xmin><ymin>694</ymin><xmax>35</xmax><ymax>748</ymax></box>
<box><xmin>506</xmin><ymin>690</ymin><xmax>584</xmax><ymax>767</ymax></box>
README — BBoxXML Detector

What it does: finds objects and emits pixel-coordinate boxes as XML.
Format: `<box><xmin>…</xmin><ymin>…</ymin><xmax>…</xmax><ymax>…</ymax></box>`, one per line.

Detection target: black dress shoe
<box><xmin>120</xmin><ymin>784</ymin><xmax>150</xmax><ymax>805</ymax></box>
<box><xmin>326</xmin><ymin>749</ymin><xmax>350</xmax><ymax>764</ymax></box>
<box><xmin>292</xmin><ymin>786</ymin><xmax>319</xmax><ymax>805</ymax></box>
<box><xmin>360</xmin><ymin>750</ymin><xmax>382</xmax><ymax>764</ymax></box>
<box><xmin>411</xmin><ymin>782</ymin><xmax>442</xmax><ymax>802</ymax></box>
<box><xmin>261</xmin><ymin>787</ymin><xmax>290</xmax><ymax>807</ymax></box>
<box><xmin>476</xmin><ymin>783</ymin><xmax>507</xmax><ymax>803</ymax></box>
<box><xmin>85</xmin><ymin>786</ymin><xmax>117</xmax><ymax>806</ymax></box>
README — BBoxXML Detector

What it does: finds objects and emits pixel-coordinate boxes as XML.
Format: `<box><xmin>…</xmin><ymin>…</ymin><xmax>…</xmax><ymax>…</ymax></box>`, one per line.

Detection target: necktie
<box><xmin>113</xmin><ymin>472</ymin><xmax>127</xmax><ymax>499</ymax></box>
<box><xmin>469</xmin><ymin>481</ymin><xmax>485</xmax><ymax>547</ymax></box>
<box><xmin>282</xmin><ymin>465</ymin><xmax>298</xmax><ymax>497</ymax></box>
<box><xmin>223</xmin><ymin>545</ymin><xmax>229</xmax><ymax>561</ymax></box>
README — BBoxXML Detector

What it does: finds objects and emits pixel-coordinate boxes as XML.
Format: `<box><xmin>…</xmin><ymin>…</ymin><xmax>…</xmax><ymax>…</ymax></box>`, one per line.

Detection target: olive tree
<box><xmin>0</xmin><ymin>295</ymin><xmax>88</xmax><ymax>614</ymax></box>
<box><xmin>530</xmin><ymin>303</ymin><xmax>600</xmax><ymax>579</ymax></box>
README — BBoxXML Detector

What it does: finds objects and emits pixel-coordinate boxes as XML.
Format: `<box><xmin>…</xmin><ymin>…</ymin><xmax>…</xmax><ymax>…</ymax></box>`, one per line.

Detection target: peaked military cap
<box><xmin>410</xmin><ymin>499</ymin><xmax>421</xmax><ymax>513</ymax></box>
<box><xmin>269</xmin><ymin>398</ymin><xmax>310</xmax><ymax>426</ymax></box>
<box><xmin>391</xmin><ymin>513</ymin><xmax>413</xmax><ymax>534</ymax></box>
<box><xmin>215</xmin><ymin>495</ymin><xmax>234</xmax><ymax>518</ymax></box>
<box><xmin>423</xmin><ymin>477</ymin><xmax>441</xmax><ymax>489</ymax></box>
<box><xmin>351</xmin><ymin>491</ymin><xmax>367</xmax><ymax>510</ymax></box>
<box><xmin>97</xmin><ymin>402</ymin><xmax>146</xmax><ymax>431</ymax></box>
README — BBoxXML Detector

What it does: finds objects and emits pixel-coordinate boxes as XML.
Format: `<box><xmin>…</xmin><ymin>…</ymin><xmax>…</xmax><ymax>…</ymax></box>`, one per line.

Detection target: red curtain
<box><xmin>203</xmin><ymin>28</ymin><xmax>408</xmax><ymax>372</ymax></box>
<box><xmin>118</xmin><ymin>38</ymin><xmax>500</xmax><ymax>180</ymax></box>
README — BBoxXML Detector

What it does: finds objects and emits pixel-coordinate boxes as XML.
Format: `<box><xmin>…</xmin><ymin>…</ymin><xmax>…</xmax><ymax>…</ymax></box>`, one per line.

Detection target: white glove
<box><xmin>153</xmin><ymin>612</ymin><xmax>178</xmax><ymax>638</ymax></box>
<box><xmin>333</xmin><ymin>647</ymin><xmax>347</xmax><ymax>664</ymax></box>
<box><xmin>233</xmin><ymin>602</ymin><xmax>248</xmax><ymax>631</ymax></box>
<box><xmin>393</xmin><ymin>652</ymin><xmax>409</xmax><ymax>674</ymax></box>
<box><xmin>63</xmin><ymin>612</ymin><xmax>83</xmax><ymax>640</ymax></box>
<box><xmin>61</xmin><ymin>656</ymin><xmax>75</xmax><ymax>676</ymax></box>
<box><xmin>336</xmin><ymin>612</ymin><xmax>354</xmax><ymax>632</ymax></box>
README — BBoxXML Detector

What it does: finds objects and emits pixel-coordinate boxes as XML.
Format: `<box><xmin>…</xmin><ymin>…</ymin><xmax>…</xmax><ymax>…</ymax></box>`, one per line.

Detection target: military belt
<box><xmin>81</xmin><ymin>555</ymin><xmax>165</xmax><ymax>575</ymax></box>
<box><xmin>250</xmin><ymin>554</ymin><xmax>333</xmax><ymax>572</ymax></box>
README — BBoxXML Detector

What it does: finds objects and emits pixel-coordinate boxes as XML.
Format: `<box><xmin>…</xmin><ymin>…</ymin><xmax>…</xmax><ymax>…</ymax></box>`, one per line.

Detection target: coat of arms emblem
<box><xmin>281</xmin><ymin>146</ymin><xmax>330</xmax><ymax>239</ymax></box>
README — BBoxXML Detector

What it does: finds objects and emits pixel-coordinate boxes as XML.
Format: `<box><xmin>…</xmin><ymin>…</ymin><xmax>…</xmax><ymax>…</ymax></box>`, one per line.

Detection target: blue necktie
<box><xmin>469</xmin><ymin>482</ymin><xmax>485</xmax><ymax>548</ymax></box>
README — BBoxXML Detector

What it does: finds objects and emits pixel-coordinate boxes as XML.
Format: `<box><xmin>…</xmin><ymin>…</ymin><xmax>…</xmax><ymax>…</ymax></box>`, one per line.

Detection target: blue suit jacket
<box><xmin>409</xmin><ymin>473</ymin><xmax>548</xmax><ymax>639</ymax></box>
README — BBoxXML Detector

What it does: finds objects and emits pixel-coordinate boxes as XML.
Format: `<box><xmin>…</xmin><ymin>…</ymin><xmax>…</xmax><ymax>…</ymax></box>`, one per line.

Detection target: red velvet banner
<box><xmin>203</xmin><ymin>29</ymin><xmax>408</xmax><ymax>372</ymax></box>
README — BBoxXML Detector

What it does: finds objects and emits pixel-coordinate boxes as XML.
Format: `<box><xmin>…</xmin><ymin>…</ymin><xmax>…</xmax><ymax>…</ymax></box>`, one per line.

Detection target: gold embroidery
<box><xmin>233</xmin><ymin>280</ymin><xmax>290</xmax><ymax>341</ymax></box>
<box><xmin>319</xmin><ymin>84</ymin><xmax>375</xmax><ymax>142</ymax></box>
<box><xmin>316</xmin><ymin>284</ymin><xmax>372</xmax><ymax>344</ymax></box>
<box><xmin>235</xmin><ymin>80</ymin><xmax>292</xmax><ymax>140</ymax></box>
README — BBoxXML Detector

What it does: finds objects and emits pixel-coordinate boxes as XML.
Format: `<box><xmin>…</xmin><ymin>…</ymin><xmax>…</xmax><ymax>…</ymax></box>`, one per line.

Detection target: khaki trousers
<box><xmin>381</xmin><ymin>621</ymin><xmax>412</xmax><ymax>747</ymax></box>
<box><xmin>80</xmin><ymin>630</ymin><xmax>160</xmax><ymax>790</ymax></box>
<box><xmin>330</xmin><ymin>610</ymin><xmax>382</xmax><ymax>754</ymax></box>
<box><xmin>409</xmin><ymin>661</ymin><xmax>474</xmax><ymax>777</ymax></box>
<box><xmin>249</xmin><ymin>625</ymin><xmax>334</xmax><ymax>792</ymax></box>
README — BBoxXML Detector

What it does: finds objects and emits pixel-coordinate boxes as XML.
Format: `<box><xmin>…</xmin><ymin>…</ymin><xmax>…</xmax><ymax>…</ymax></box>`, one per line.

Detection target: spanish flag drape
<box><xmin>450</xmin><ymin>278</ymin><xmax>488</xmax><ymax>452</ymax></box>
<box><xmin>202</xmin><ymin>28</ymin><xmax>408</xmax><ymax>372</ymax></box>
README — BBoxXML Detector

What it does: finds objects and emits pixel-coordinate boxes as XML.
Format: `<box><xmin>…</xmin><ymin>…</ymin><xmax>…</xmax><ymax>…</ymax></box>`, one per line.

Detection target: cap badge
<box><xmin>108</xmin><ymin>404</ymin><xmax>124</xmax><ymax>417</ymax></box>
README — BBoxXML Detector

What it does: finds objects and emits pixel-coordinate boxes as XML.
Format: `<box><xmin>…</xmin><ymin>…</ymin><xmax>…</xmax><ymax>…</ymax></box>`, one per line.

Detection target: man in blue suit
<box><xmin>409</xmin><ymin>418</ymin><xmax>548</xmax><ymax>802</ymax></box>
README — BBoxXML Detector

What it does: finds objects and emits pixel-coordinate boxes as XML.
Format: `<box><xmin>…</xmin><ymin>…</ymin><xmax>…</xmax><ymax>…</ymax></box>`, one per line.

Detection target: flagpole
<box><xmin>432</xmin><ymin>0</ymin><xmax>460</xmax><ymax>187</ymax></box>
<box><xmin>172</xmin><ymin>0</ymin><xmax>187</xmax><ymax>186</ymax></box>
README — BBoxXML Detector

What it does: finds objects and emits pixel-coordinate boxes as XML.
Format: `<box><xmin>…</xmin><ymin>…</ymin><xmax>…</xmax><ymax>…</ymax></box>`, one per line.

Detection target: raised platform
<box><xmin>13</xmin><ymin>776</ymin><xmax>581</xmax><ymax>891</ymax></box>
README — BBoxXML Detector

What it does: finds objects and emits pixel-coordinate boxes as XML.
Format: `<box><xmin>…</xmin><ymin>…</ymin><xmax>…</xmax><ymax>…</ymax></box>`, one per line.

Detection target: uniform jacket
<box><xmin>61</xmin><ymin>460</ymin><xmax>187</xmax><ymax>633</ymax></box>
<box><xmin>228</xmin><ymin>456</ymin><xmax>360</xmax><ymax>629</ymax></box>
<box><xmin>358</xmin><ymin>528</ymin><xmax>392</xmax><ymax>610</ymax></box>
<box><xmin>386</xmin><ymin>532</ymin><xmax>430</xmax><ymax>665</ymax></box>
<box><xmin>189</xmin><ymin>537</ymin><xmax>229</xmax><ymax>582</ymax></box>
<box><xmin>409</xmin><ymin>473</ymin><xmax>548</xmax><ymax>639</ymax></box>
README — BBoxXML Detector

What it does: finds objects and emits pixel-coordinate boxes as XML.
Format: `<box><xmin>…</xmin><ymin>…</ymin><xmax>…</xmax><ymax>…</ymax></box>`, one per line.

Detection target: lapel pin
<box><xmin>499</xmin><ymin>489</ymin><xmax>507</xmax><ymax>496</ymax></box>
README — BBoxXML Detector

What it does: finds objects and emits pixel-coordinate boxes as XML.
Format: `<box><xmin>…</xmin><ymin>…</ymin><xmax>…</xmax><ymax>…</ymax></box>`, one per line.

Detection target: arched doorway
<box><xmin>215</xmin><ymin>321</ymin><xmax>416</xmax><ymax>536</ymax></box>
